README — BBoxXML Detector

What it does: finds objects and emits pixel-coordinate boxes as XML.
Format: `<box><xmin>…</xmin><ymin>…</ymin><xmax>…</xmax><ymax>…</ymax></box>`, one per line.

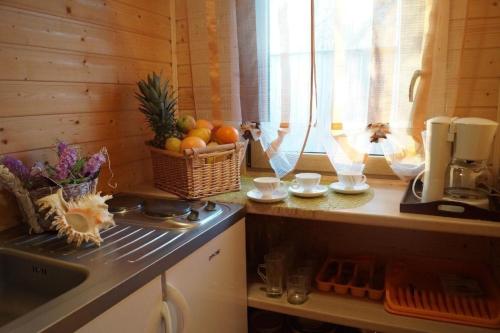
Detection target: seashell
<box><xmin>36</xmin><ymin>189</ymin><xmax>115</xmax><ymax>247</ymax></box>
<box><xmin>36</xmin><ymin>189</ymin><xmax>68</xmax><ymax>219</ymax></box>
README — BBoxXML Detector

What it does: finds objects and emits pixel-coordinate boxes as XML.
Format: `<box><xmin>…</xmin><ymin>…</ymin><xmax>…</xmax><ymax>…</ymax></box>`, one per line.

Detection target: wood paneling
<box><xmin>176</xmin><ymin>0</ymin><xmax>188</xmax><ymax>19</ymax></box>
<box><xmin>114</xmin><ymin>0</ymin><xmax>170</xmax><ymax>17</ymax></box>
<box><xmin>9</xmin><ymin>136</ymin><xmax>150</xmax><ymax>167</ymax></box>
<box><xmin>175</xmin><ymin>0</ymin><xmax>195</xmax><ymax>116</ymax></box>
<box><xmin>466</xmin><ymin>0</ymin><xmax>500</xmax><ymax>18</ymax></box>
<box><xmin>0</xmin><ymin>81</ymin><xmax>138</xmax><ymax>116</ymax></box>
<box><xmin>1</xmin><ymin>0</ymin><xmax>170</xmax><ymax>39</ymax></box>
<box><xmin>453</xmin><ymin>78</ymin><xmax>499</xmax><ymax>108</ymax></box>
<box><xmin>454</xmin><ymin>106</ymin><xmax>498</xmax><ymax>120</ymax></box>
<box><xmin>449</xmin><ymin>18</ymin><xmax>500</xmax><ymax>49</ymax></box>
<box><xmin>448</xmin><ymin>1</ymin><xmax>500</xmax><ymax>120</ymax></box>
<box><xmin>0</xmin><ymin>6</ymin><xmax>171</xmax><ymax>62</ymax></box>
<box><xmin>100</xmin><ymin>158</ymin><xmax>152</xmax><ymax>192</ymax></box>
<box><xmin>0</xmin><ymin>1</ymin><xmax>171</xmax><ymax>231</ymax></box>
<box><xmin>176</xmin><ymin>18</ymin><xmax>189</xmax><ymax>43</ymax></box>
<box><xmin>177</xmin><ymin>43</ymin><xmax>191</xmax><ymax>66</ymax></box>
<box><xmin>0</xmin><ymin>111</ymin><xmax>150</xmax><ymax>153</ymax></box>
<box><xmin>178</xmin><ymin>87</ymin><xmax>195</xmax><ymax>110</ymax></box>
<box><xmin>0</xmin><ymin>44</ymin><xmax>170</xmax><ymax>83</ymax></box>
<box><xmin>451</xmin><ymin>48</ymin><xmax>500</xmax><ymax>79</ymax></box>
<box><xmin>178</xmin><ymin>65</ymin><xmax>193</xmax><ymax>87</ymax></box>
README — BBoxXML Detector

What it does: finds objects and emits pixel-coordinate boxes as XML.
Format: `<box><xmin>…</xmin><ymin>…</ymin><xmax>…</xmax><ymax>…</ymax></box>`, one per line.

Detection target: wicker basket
<box><xmin>150</xmin><ymin>142</ymin><xmax>246</xmax><ymax>199</ymax></box>
<box><xmin>29</xmin><ymin>178</ymin><xmax>98</xmax><ymax>230</ymax></box>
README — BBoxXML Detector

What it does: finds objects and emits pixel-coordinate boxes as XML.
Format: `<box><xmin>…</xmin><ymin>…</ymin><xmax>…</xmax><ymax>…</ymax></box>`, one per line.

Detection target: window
<box><xmin>263</xmin><ymin>0</ymin><xmax>425</xmax><ymax>155</ymax></box>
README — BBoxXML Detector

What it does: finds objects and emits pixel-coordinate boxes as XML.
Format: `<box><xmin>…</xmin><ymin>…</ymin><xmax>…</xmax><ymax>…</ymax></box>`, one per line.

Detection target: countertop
<box><xmin>131</xmin><ymin>175</ymin><xmax>500</xmax><ymax>238</ymax></box>
<box><xmin>0</xmin><ymin>202</ymin><xmax>245</xmax><ymax>333</ymax></box>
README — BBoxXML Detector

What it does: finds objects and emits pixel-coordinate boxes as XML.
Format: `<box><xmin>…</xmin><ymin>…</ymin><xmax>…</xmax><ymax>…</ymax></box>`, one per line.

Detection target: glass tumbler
<box><xmin>287</xmin><ymin>274</ymin><xmax>308</xmax><ymax>305</ymax></box>
<box><xmin>257</xmin><ymin>253</ymin><xmax>285</xmax><ymax>298</ymax></box>
<box><xmin>296</xmin><ymin>266</ymin><xmax>313</xmax><ymax>294</ymax></box>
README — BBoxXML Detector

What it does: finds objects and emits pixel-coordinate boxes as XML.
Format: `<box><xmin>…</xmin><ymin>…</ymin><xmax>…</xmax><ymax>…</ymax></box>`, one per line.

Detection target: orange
<box><xmin>188</xmin><ymin>128</ymin><xmax>211</xmax><ymax>143</ymax></box>
<box><xmin>211</xmin><ymin>120</ymin><xmax>224</xmax><ymax>136</ymax></box>
<box><xmin>195</xmin><ymin>119</ymin><xmax>214</xmax><ymax>130</ymax></box>
<box><xmin>215</xmin><ymin>126</ymin><xmax>239</xmax><ymax>144</ymax></box>
<box><xmin>180</xmin><ymin>136</ymin><xmax>206</xmax><ymax>152</ymax></box>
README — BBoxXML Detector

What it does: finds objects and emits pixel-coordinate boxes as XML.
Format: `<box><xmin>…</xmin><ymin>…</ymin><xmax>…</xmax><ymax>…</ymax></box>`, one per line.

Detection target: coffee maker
<box><xmin>416</xmin><ymin>117</ymin><xmax>498</xmax><ymax>207</ymax></box>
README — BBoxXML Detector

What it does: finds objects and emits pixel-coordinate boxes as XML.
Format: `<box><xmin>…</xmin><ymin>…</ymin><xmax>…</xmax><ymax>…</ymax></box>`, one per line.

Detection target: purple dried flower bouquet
<box><xmin>1</xmin><ymin>141</ymin><xmax>107</xmax><ymax>190</ymax></box>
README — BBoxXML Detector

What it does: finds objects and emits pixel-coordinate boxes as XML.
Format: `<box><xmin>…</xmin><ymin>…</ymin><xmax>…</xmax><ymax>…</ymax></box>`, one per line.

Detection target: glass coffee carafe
<box><xmin>444</xmin><ymin>158</ymin><xmax>492</xmax><ymax>201</ymax></box>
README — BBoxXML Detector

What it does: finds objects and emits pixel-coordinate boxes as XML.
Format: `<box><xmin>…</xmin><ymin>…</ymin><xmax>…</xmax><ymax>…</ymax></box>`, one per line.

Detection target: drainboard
<box><xmin>0</xmin><ymin>224</ymin><xmax>186</xmax><ymax>264</ymax></box>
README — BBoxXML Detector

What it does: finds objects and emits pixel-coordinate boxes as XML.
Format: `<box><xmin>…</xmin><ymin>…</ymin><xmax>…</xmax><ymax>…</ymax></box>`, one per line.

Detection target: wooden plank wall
<box><xmin>0</xmin><ymin>0</ymin><xmax>172</xmax><ymax>230</ymax></box>
<box><xmin>449</xmin><ymin>0</ymin><xmax>500</xmax><ymax>120</ymax></box>
<box><xmin>176</xmin><ymin>0</ymin><xmax>196</xmax><ymax>116</ymax></box>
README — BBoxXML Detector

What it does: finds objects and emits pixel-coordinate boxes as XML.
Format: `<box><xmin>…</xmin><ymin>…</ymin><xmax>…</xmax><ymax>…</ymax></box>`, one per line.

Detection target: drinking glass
<box><xmin>296</xmin><ymin>266</ymin><xmax>313</xmax><ymax>294</ymax></box>
<box><xmin>257</xmin><ymin>253</ymin><xmax>285</xmax><ymax>298</ymax></box>
<box><xmin>287</xmin><ymin>274</ymin><xmax>308</xmax><ymax>305</ymax></box>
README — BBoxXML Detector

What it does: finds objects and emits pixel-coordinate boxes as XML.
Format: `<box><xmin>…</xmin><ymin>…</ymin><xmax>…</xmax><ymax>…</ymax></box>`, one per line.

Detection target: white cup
<box><xmin>253</xmin><ymin>177</ymin><xmax>284</xmax><ymax>198</ymax></box>
<box><xmin>337</xmin><ymin>172</ymin><xmax>367</xmax><ymax>188</ymax></box>
<box><xmin>291</xmin><ymin>173</ymin><xmax>321</xmax><ymax>193</ymax></box>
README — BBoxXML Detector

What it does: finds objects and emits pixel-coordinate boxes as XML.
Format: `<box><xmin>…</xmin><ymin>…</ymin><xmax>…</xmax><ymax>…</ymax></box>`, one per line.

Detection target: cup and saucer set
<box><xmin>246</xmin><ymin>177</ymin><xmax>288</xmax><ymax>203</ymax></box>
<box><xmin>247</xmin><ymin>171</ymin><xmax>370</xmax><ymax>203</ymax></box>
<box><xmin>288</xmin><ymin>173</ymin><xmax>329</xmax><ymax>198</ymax></box>
<box><xmin>330</xmin><ymin>171</ymin><xmax>370</xmax><ymax>194</ymax></box>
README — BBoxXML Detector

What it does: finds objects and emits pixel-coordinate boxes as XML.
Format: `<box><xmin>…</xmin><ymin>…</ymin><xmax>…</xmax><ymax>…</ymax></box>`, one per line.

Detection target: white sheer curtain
<box><xmin>313</xmin><ymin>0</ymin><xmax>445</xmax><ymax>180</ymax></box>
<box><xmin>185</xmin><ymin>0</ymin><xmax>453</xmax><ymax>179</ymax></box>
<box><xmin>262</xmin><ymin>0</ymin><xmax>431</xmax><ymax>177</ymax></box>
<box><xmin>259</xmin><ymin>0</ymin><xmax>313</xmax><ymax>177</ymax></box>
<box><xmin>186</xmin><ymin>0</ymin><xmax>313</xmax><ymax>178</ymax></box>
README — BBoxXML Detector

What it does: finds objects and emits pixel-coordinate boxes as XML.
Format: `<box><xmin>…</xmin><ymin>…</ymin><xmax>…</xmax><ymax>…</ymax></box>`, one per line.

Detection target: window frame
<box><xmin>248</xmin><ymin>139</ymin><xmax>395</xmax><ymax>177</ymax></box>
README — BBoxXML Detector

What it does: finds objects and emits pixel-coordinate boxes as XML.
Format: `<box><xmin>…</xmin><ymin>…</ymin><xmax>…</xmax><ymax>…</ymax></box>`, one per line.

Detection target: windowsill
<box><xmin>249</xmin><ymin>140</ymin><xmax>396</xmax><ymax>176</ymax></box>
<box><xmin>131</xmin><ymin>175</ymin><xmax>500</xmax><ymax>238</ymax></box>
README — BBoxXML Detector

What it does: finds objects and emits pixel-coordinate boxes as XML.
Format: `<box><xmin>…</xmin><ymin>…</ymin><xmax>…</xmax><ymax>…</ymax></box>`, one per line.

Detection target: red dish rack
<box><xmin>385</xmin><ymin>256</ymin><xmax>500</xmax><ymax>328</ymax></box>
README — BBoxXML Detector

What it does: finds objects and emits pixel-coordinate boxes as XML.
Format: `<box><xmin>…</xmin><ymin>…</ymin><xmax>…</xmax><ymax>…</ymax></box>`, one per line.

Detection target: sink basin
<box><xmin>0</xmin><ymin>249</ymin><xmax>88</xmax><ymax>327</ymax></box>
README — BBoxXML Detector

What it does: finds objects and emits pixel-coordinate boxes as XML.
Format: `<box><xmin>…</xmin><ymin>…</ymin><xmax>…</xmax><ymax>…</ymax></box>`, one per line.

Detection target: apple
<box><xmin>177</xmin><ymin>115</ymin><xmax>196</xmax><ymax>133</ymax></box>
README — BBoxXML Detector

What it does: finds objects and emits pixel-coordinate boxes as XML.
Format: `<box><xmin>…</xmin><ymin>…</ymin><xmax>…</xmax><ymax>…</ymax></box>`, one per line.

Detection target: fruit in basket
<box><xmin>188</xmin><ymin>128</ymin><xmax>211</xmax><ymax>143</ymax></box>
<box><xmin>165</xmin><ymin>137</ymin><xmax>182</xmax><ymax>152</ymax></box>
<box><xmin>136</xmin><ymin>72</ymin><xmax>180</xmax><ymax>148</ymax></box>
<box><xmin>207</xmin><ymin>142</ymin><xmax>219</xmax><ymax>148</ymax></box>
<box><xmin>180</xmin><ymin>136</ymin><xmax>206</xmax><ymax>152</ymax></box>
<box><xmin>177</xmin><ymin>115</ymin><xmax>196</xmax><ymax>133</ymax></box>
<box><xmin>211</xmin><ymin>120</ymin><xmax>223</xmax><ymax>136</ymax></box>
<box><xmin>215</xmin><ymin>126</ymin><xmax>239</xmax><ymax>144</ymax></box>
<box><xmin>195</xmin><ymin>119</ymin><xmax>214</xmax><ymax>130</ymax></box>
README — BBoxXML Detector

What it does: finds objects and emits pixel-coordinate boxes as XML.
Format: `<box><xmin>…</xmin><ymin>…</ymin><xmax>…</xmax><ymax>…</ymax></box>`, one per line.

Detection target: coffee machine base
<box><xmin>401</xmin><ymin>180</ymin><xmax>500</xmax><ymax>222</ymax></box>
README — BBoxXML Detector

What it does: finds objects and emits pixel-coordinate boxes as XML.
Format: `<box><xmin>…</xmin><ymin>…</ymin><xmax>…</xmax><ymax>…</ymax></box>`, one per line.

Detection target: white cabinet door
<box><xmin>76</xmin><ymin>276</ymin><xmax>163</xmax><ymax>333</ymax></box>
<box><xmin>164</xmin><ymin>218</ymin><xmax>247</xmax><ymax>333</ymax></box>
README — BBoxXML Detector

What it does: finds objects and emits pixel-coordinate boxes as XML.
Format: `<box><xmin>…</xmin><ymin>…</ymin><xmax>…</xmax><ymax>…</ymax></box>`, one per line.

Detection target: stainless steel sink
<box><xmin>0</xmin><ymin>249</ymin><xmax>88</xmax><ymax>327</ymax></box>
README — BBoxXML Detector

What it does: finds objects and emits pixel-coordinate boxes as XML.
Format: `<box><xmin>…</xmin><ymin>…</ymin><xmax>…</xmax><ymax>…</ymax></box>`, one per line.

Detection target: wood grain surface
<box><xmin>0</xmin><ymin>0</ymin><xmax>172</xmax><ymax>230</ymax></box>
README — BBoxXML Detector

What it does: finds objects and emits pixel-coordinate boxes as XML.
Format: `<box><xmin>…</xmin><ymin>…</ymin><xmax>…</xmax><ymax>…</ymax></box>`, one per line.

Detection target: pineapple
<box><xmin>135</xmin><ymin>72</ymin><xmax>180</xmax><ymax>148</ymax></box>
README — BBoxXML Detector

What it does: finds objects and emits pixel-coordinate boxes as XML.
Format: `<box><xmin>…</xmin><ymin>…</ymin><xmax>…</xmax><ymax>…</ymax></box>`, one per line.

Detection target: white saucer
<box><xmin>246</xmin><ymin>189</ymin><xmax>288</xmax><ymax>203</ymax></box>
<box><xmin>289</xmin><ymin>185</ymin><xmax>329</xmax><ymax>198</ymax></box>
<box><xmin>330</xmin><ymin>182</ymin><xmax>370</xmax><ymax>194</ymax></box>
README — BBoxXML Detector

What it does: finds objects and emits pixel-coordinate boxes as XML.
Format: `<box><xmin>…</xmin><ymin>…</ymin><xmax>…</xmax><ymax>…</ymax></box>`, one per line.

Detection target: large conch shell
<box><xmin>36</xmin><ymin>189</ymin><xmax>115</xmax><ymax>247</ymax></box>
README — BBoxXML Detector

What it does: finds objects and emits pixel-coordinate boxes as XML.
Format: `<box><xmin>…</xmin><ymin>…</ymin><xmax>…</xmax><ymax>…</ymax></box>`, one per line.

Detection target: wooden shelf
<box><xmin>247</xmin><ymin>282</ymin><xmax>496</xmax><ymax>333</ymax></box>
